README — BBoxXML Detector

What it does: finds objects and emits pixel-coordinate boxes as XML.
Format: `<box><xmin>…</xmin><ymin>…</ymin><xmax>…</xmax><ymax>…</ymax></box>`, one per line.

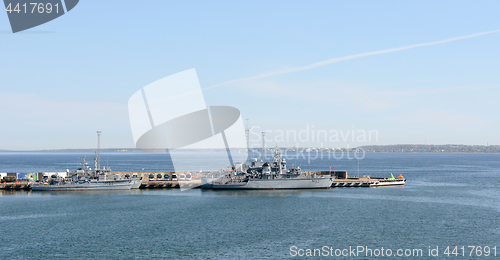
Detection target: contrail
<box><xmin>203</xmin><ymin>30</ymin><xmax>500</xmax><ymax>91</ymax></box>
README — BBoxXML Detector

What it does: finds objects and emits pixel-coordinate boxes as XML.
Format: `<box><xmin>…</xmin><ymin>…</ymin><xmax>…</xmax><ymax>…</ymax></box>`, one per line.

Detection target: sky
<box><xmin>1</xmin><ymin>0</ymin><xmax>499</xmax><ymax>150</ymax></box>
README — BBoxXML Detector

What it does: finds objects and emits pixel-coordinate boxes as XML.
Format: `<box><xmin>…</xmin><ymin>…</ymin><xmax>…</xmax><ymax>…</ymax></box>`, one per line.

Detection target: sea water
<box><xmin>0</xmin><ymin>152</ymin><xmax>499</xmax><ymax>259</ymax></box>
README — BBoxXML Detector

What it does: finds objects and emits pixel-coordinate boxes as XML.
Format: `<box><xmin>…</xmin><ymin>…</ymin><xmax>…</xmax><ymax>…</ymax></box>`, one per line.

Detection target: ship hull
<box><xmin>31</xmin><ymin>180</ymin><xmax>138</xmax><ymax>191</ymax></box>
<box><xmin>201</xmin><ymin>177</ymin><xmax>332</xmax><ymax>190</ymax></box>
<box><xmin>371</xmin><ymin>179</ymin><xmax>405</xmax><ymax>187</ymax></box>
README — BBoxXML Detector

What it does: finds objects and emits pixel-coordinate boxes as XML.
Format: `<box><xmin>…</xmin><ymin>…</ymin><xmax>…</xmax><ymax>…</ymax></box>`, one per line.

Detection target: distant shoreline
<box><xmin>1</xmin><ymin>144</ymin><xmax>499</xmax><ymax>153</ymax></box>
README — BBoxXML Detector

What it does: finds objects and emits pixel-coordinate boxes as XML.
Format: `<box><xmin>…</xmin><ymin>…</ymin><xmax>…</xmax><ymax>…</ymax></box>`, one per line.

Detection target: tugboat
<box><xmin>31</xmin><ymin>132</ymin><xmax>142</xmax><ymax>191</ymax></box>
<box><xmin>201</xmin><ymin>147</ymin><xmax>332</xmax><ymax>190</ymax></box>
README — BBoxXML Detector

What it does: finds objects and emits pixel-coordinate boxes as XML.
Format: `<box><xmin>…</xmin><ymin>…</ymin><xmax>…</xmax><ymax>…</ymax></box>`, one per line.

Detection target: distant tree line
<box><xmin>358</xmin><ymin>144</ymin><xmax>500</xmax><ymax>153</ymax></box>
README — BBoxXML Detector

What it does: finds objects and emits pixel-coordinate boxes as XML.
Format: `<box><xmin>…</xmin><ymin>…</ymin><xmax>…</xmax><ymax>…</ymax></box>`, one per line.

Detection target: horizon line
<box><xmin>1</xmin><ymin>144</ymin><xmax>499</xmax><ymax>152</ymax></box>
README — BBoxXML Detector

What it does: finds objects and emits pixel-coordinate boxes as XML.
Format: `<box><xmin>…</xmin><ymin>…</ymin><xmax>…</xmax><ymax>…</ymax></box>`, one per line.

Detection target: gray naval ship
<box><xmin>31</xmin><ymin>132</ymin><xmax>142</xmax><ymax>191</ymax></box>
<box><xmin>201</xmin><ymin>148</ymin><xmax>332</xmax><ymax>190</ymax></box>
<box><xmin>31</xmin><ymin>156</ymin><xmax>142</xmax><ymax>191</ymax></box>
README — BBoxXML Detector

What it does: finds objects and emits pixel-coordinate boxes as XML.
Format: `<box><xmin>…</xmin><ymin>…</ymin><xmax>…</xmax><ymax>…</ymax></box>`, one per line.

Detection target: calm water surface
<box><xmin>1</xmin><ymin>152</ymin><xmax>499</xmax><ymax>259</ymax></box>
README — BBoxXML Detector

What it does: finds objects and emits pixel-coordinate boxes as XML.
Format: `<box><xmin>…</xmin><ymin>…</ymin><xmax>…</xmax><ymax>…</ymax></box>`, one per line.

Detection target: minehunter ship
<box><xmin>31</xmin><ymin>132</ymin><xmax>142</xmax><ymax>191</ymax></box>
<box><xmin>201</xmin><ymin>148</ymin><xmax>333</xmax><ymax>190</ymax></box>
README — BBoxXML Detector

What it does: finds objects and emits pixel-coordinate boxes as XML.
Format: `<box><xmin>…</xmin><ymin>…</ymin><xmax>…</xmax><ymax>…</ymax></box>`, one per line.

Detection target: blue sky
<box><xmin>1</xmin><ymin>0</ymin><xmax>499</xmax><ymax>150</ymax></box>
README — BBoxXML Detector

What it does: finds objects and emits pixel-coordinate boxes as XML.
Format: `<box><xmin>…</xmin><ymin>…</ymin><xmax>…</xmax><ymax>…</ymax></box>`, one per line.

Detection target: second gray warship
<box><xmin>201</xmin><ymin>148</ymin><xmax>332</xmax><ymax>190</ymax></box>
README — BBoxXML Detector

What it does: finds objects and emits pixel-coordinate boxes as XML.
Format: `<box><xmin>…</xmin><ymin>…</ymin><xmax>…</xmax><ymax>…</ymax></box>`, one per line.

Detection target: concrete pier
<box><xmin>1</xmin><ymin>170</ymin><xmax>405</xmax><ymax>190</ymax></box>
<box><xmin>0</xmin><ymin>181</ymin><xmax>30</xmax><ymax>190</ymax></box>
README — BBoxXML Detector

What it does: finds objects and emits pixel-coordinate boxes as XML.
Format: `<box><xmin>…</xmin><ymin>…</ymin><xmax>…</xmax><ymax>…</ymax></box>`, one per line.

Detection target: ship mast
<box><xmin>275</xmin><ymin>144</ymin><xmax>282</xmax><ymax>175</ymax></box>
<box><xmin>261</xmin><ymin>132</ymin><xmax>266</xmax><ymax>162</ymax></box>
<box><xmin>245</xmin><ymin>119</ymin><xmax>250</xmax><ymax>164</ymax></box>
<box><xmin>97</xmin><ymin>131</ymin><xmax>101</xmax><ymax>175</ymax></box>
